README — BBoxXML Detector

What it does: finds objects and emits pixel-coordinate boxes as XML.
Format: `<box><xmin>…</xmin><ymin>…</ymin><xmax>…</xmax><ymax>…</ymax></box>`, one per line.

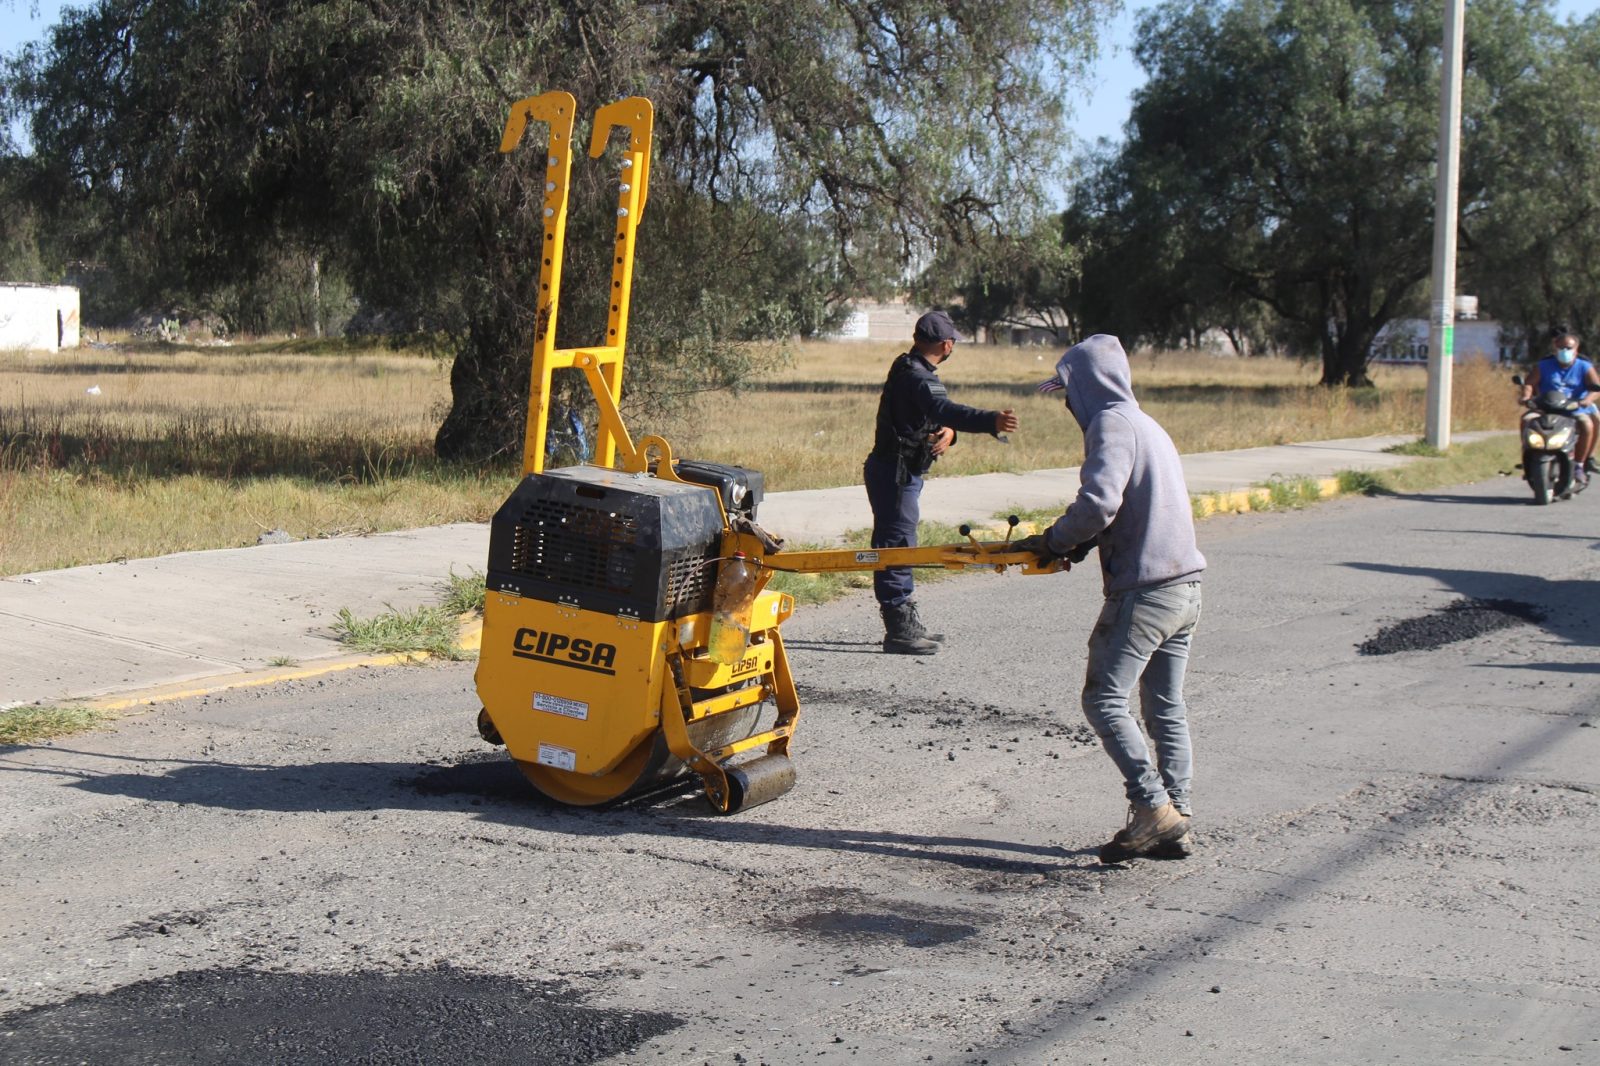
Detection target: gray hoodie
<box><xmin>1040</xmin><ymin>335</ymin><xmax>1206</xmax><ymax>595</ymax></box>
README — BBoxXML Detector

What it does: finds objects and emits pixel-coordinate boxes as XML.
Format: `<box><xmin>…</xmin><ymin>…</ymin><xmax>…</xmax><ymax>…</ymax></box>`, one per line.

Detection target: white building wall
<box><xmin>821</xmin><ymin>300</ymin><xmax>973</xmax><ymax>343</ymax></box>
<box><xmin>1371</xmin><ymin>318</ymin><xmax>1523</xmax><ymax>365</ymax></box>
<box><xmin>0</xmin><ymin>285</ymin><xmax>81</xmax><ymax>352</ymax></box>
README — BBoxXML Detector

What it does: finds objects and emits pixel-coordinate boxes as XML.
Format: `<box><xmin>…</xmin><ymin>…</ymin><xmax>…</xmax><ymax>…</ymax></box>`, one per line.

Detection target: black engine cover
<box><xmin>486</xmin><ymin>466</ymin><xmax>726</xmax><ymax>622</ymax></box>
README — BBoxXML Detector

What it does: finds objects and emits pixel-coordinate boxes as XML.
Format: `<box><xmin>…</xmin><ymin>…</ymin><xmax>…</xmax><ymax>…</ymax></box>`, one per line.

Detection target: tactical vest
<box><xmin>871</xmin><ymin>352</ymin><xmax>942</xmax><ymax>485</ymax></box>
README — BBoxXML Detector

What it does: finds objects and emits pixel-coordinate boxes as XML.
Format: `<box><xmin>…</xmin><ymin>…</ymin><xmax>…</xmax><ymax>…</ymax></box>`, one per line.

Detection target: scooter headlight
<box><xmin>1546</xmin><ymin>427</ymin><xmax>1572</xmax><ymax>448</ymax></box>
<box><xmin>1524</xmin><ymin>429</ymin><xmax>1546</xmax><ymax>449</ymax></box>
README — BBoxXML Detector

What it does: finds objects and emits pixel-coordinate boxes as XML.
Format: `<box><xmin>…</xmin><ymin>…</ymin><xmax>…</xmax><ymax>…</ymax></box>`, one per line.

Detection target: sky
<box><xmin>1066</xmin><ymin>0</ymin><xmax>1600</xmax><ymax>146</ymax></box>
<box><xmin>3</xmin><ymin>0</ymin><xmax>1598</xmax><ymax>149</ymax></box>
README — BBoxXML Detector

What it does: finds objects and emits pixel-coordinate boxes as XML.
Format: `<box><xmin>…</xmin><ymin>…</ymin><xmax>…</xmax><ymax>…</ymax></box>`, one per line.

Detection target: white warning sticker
<box><xmin>854</xmin><ymin>551</ymin><xmax>880</xmax><ymax>563</ymax></box>
<box><xmin>536</xmin><ymin>743</ymin><xmax>577</xmax><ymax>771</ymax></box>
<box><xmin>533</xmin><ymin>691</ymin><xmax>589</xmax><ymax>721</ymax></box>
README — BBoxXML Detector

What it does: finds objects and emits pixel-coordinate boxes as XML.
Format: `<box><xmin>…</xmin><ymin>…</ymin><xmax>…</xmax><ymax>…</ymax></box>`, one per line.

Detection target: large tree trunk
<box><xmin>1318</xmin><ymin>300</ymin><xmax>1379</xmax><ymax>386</ymax></box>
<box><xmin>1320</xmin><ymin>343</ymin><xmax>1375</xmax><ymax>387</ymax></box>
<box><xmin>434</xmin><ymin>323</ymin><xmax>531</xmax><ymax>463</ymax></box>
<box><xmin>310</xmin><ymin>255</ymin><xmax>322</xmax><ymax>339</ymax></box>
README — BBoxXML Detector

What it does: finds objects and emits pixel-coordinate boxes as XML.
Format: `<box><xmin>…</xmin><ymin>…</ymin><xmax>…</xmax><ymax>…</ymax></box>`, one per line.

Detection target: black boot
<box><xmin>881</xmin><ymin>602</ymin><xmax>940</xmax><ymax>655</ymax></box>
<box><xmin>902</xmin><ymin>600</ymin><xmax>945</xmax><ymax>644</ymax></box>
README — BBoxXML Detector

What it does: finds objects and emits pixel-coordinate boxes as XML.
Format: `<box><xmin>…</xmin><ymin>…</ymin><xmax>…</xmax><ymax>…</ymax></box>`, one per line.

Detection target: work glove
<box><xmin>1065</xmin><ymin>538</ymin><xmax>1097</xmax><ymax>564</ymax></box>
<box><xmin>1012</xmin><ymin>533</ymin><xmax>1063</xmax><ymax>560</ymax></box>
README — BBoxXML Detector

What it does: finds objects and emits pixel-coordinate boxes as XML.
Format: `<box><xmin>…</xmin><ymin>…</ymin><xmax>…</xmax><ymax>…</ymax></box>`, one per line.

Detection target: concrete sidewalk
<box><xmin>0</xmin><ymin>432</ymin><xmax>1502</xmax><ymax>709</ymax></box>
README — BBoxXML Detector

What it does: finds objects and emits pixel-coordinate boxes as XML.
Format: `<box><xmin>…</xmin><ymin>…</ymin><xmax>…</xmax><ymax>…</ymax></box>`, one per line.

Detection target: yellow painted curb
<box><xmin>1191</xmin><ymin>476</ymin><xmax>1344</xmax><ymax>518</ymax></box>
<box><xmin>85</xmin><ymin>615</ymin><xmax>485</xmax><ymax>714</ymax></box>
<box><xmin>975</xmin><ymin>473</ymin><xmax>1348</xmax><ymax>538</ymax></box>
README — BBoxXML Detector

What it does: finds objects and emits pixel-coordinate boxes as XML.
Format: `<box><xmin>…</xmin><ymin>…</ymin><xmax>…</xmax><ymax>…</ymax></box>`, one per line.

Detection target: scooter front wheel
<box><xmin>1531</xmin><ymin>455</ymin><xmax>1553</xmax><ymax>505</ymax></box>
<box><xmin>1555</xmin><ymin>453</ymin><xmax>1576</xmax><ymax>498</ymax></box>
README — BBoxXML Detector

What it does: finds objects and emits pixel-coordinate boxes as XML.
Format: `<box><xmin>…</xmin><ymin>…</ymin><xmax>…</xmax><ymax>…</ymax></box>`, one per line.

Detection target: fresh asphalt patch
<box><xmin>404</xmin><ymin>749</ymin><xmax>535</xmax><ymax>804</ymax></box>
<box><xmin>0</xmin><ymin>966</ymin><xmax>681</xmax><ymax>1065</ymax></box>
<box><xmin>1357</xmin><ymin>597</ymin><xmax>1545</xmax><ymax>655</ymax></box>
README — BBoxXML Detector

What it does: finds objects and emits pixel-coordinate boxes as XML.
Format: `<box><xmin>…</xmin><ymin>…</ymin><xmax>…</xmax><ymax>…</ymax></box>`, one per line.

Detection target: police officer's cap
<box><xmin>913</xmin><ymin>310</ymin><xmax>958</xmax><ymax>344</ymax></box>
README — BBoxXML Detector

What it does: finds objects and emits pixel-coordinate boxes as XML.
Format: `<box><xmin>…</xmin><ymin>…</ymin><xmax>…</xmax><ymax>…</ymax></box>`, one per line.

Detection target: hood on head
<box><xmin>1055</xmin><ymin>334</ymin><xmax>1136</xmax><ymax>430</ymax></box>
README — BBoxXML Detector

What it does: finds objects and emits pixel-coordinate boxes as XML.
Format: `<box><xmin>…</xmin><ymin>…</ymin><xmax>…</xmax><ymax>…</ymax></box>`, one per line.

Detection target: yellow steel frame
<box><xmin>496</xmin><ymin>91</ymin><xmax>1067</xmax><ymax>813</ymax></box>
<box><xmin>766</xmin><ymin>542</ymin><xmax>1064</xmax><ymax>576</ymax></box>
<box><xmin>501</xmin><ymin>92</ymin><xmax>654</xmax><ymax>476</ymax></box>
<box><xmin>662</xmin><ymin>627</ymin><xmax>800</xmax><ymax>814</ymax></box>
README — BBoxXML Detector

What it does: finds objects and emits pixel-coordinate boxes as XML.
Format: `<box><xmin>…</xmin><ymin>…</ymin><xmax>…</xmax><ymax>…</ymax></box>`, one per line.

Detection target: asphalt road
<box><xmin>2</xmin><ymin>473</ymin><xmax>1597</xmax><ymax>1064</ymax></box>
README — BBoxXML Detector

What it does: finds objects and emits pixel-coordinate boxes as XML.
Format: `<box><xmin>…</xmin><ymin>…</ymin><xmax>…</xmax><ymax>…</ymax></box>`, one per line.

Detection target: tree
<box><xmin>1066</xmin><ymin>0</ymin><xmax>1557</xmax><ymax>385</ymax></box>
<box><xmin>1465</xmin><ymin>11</ymin><xmax>1600</xmax><ymax>349</ymax></box>
<box><xmin>924</xmin><ymin>221</ymin><xmax>1079</xmax><ymax>342</ymax></box>
<box><xmin>0</xmin><ymin>158</ymin><xmax>49</xmax><ymax>282</ymax></box>
<box><xmin>8</xmin><ymin>0</ymin><xmax>1111</xmax><ymax>459</ymax></box>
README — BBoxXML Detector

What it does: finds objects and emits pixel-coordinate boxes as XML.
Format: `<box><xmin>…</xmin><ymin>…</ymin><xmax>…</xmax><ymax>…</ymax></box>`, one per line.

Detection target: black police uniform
<box><xmin>863</xmin><ymin>350</ymin><xmax>1000</xmax><ymax>607</ymax></box>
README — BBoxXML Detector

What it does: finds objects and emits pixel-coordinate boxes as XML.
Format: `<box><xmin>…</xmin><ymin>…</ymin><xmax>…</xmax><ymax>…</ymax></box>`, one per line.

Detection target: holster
<box><xmin>893</xmin><ymin>434</ymin><xmax>935</xmax><ymax>486</ymax></box>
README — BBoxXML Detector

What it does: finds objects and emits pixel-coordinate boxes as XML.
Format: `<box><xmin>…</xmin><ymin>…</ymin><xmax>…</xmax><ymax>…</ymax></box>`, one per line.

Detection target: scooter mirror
<box><xmin>1511</xmin><ymin>375</ymin><xmax>1525</xmax><ymax>387</ymax></box>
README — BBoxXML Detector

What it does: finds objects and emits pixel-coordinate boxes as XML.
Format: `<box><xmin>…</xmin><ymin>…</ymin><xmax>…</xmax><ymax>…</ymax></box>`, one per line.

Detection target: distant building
<box><xmin>981</xmin><ymin>317</ymin><xmax>1069</xmax><ymax>347</ymax></box>
<box><xmin>824</xmin><ymin>298</ymin><xmax>1072</xmax><ymax>347</ymax></box>
<box><xmin>1370</xmin><ymin>296</ymin><xmax>1525</xmax><ymax>365</ymax></box>
<box><xmin>1370</xmin><ymin>319</ymin><xmax>1525</xmax><ymax>365</ymax></box>
<box><xmin>0</xmin><ymin>284</ymin><xmax>81</xmax><ymax>352</ymax></box>
<box><xmin>822</xmin><ymin>300</ymin><xmax>975</xmax><ymax>344</ymax></box>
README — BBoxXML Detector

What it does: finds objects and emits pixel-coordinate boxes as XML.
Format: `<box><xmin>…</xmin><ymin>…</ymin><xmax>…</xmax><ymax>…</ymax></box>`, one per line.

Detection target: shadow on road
<box><xmin>1408</xmin><ymin>528</ymin><xmax>1600</xmax><ymax>546</ymax></box>
<box><xmin>1389</xmin><ymin>491</ymin><xmax>1526</xmax><ymax>506</ymax></box>
<box><xmin>782</xmin><ymin>639</ymin><xmax>883</xmax><ymax>655</ymax></box>
<box><xmin>1486</xmin><ymin>661</ymin><xmax>1600</xmax><ymax>675</ymax></box>
<box><xmin>2</xmin><ymin>748</ymin><xmax>1084</xmax><ymax>877</ymax></box>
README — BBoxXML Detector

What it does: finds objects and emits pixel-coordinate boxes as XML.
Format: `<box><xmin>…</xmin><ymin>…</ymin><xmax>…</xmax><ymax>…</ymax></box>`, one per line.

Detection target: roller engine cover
<box><xmin>485</xmin><ymin>465</ymin><xmax>726</xmax><ymax>620</ymax></box>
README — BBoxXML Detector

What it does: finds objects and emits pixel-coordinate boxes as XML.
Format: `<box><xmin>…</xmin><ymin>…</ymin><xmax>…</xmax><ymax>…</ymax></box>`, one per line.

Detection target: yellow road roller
<box><xmin>474</xmin><ymin>91</ymin><xmax>1063</xmax><ymax>814</ymax></box>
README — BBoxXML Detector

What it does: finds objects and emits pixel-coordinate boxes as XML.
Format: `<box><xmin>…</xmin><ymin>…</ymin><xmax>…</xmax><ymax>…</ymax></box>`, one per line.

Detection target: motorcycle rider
<box><xmin>1520</xmin><ymin>329</ymin><xmax>1600</xmax><ymax>484</ymax></box>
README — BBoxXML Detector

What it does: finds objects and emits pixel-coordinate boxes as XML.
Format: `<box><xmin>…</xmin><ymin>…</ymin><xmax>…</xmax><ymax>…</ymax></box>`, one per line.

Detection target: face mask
<box><xmin>1557</xmin><ymin>348</ymin><xmax>1577</xmax><ymax>367</ymax></box>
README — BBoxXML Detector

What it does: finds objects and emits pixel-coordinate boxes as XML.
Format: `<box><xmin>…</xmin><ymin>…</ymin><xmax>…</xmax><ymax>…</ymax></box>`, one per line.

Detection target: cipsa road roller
<box><xmin>476</xmin><ymin>92</ymin><xmax>1061</xmax><ymax>814</ymax></box>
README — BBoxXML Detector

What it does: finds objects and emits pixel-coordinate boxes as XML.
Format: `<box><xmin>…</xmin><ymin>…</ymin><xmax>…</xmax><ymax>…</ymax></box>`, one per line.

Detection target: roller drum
<box><xmin>723</xmin><ymin>754</ymin><xmax>797</xmax><ymax>814</ymax></box>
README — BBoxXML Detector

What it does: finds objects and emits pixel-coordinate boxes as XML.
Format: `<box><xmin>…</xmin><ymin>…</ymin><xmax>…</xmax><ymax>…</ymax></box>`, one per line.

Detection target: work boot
<box><xmin>902</xmin><ymin>600</ymin><xmax>945</xmax><ymax>644</ymax></box>
<box><xmin>881</xmin><ymin>602</ymin><xmax>939</xmax><ymax>655</ymax></box>
<box><xmin>1097</xmin><ymin>802</ymin><xmax>1189</xmax><ymax>863</ymax></box>
<box><xmin>1150</xmin><ymin>825</ymin><xmax>1194</xmax><ymax>860</ymax></box>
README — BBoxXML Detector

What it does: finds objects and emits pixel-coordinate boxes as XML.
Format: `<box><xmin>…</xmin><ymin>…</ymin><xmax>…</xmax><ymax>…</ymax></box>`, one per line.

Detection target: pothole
<box><xmin>1358</xmin><ymin>598</ymin><xmax>1544</xmax><ymax>656</ymax></box>
<box><xmin>0</xmin><ymin>966</ymin><xmax>680</xmax><ymax>1065</ymax></box>
<box><xmin>785</xmin><ymin>908</ymin><xmax>979</xmax><ymax>947</ymax></box>
<box><xmin>780</xmin><ymin>888</ymin><xmax>983</xmax><ymax>948</ymax></box>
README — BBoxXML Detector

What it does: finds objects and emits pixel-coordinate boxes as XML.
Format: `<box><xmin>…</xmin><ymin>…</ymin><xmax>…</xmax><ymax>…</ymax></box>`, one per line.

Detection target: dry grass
<box><xmin>1</xmin><ymin>338</ymin><xmax>1519</xmax><ymax>575</ymax></box>
<box><xmin>0</xmin><ymin>341</ymin><xmax>506</xmax><ymax>573</ymax></box>
<box><xmin>657</xmin><ymin>341</ymin><xmax>1518</xmax><ymax>489</ymax></box>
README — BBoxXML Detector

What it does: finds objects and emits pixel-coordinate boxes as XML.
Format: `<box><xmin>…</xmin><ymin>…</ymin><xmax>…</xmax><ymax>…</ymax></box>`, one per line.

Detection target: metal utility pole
<box><xmin>1425</xmin><ymin>0</ymin><xmax>1466</xmax><ymax>449</ymax></box>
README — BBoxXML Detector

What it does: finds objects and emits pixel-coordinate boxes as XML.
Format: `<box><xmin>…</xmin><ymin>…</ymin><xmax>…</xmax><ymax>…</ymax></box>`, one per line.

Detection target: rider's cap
<box><xmin>913</xmin><ymin>310</ymin><xmax>958</xmax><ymax>344</ymax></box>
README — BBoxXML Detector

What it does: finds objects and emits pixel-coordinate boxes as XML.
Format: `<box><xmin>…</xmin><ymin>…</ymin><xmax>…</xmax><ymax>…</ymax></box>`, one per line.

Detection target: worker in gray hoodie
<box><xmin>1014</xmin><ymin>334</ymin><xmax>1206</xmax><ymax>862</ymax></box>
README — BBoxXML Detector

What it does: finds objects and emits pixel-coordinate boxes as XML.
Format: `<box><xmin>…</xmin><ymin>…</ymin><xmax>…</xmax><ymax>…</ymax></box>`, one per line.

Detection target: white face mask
<box><xmin>1557</xmin><ymin>347</ymin><xmax>1577</xmax><ymax>367</ymax></box>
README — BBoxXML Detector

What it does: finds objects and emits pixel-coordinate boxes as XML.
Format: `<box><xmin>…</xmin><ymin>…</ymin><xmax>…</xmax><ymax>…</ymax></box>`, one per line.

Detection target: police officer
<box><xmin>865</xmin><ymin>310</ymin><xmax>1019</xmax><ymax>654</ymax></box>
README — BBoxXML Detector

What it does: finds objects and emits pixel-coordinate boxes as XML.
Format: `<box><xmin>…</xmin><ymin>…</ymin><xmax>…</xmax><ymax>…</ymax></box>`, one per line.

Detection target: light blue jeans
<box><xmin>1082</xmin><ymin>580</ymin><xmax>1202</xmax><ymax>813</ymax></box>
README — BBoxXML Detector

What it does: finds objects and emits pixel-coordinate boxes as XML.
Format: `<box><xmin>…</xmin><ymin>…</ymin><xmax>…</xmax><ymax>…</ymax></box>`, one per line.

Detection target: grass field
<box><xmin>0</xmin><ymin>338</ymin><xmax>1518</xmax><ymax>575</ymax></box>
<box><xmin>657</xmin><ymin>343</ymin><xmax>1513</xmax><ymax>486</ymax></box>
